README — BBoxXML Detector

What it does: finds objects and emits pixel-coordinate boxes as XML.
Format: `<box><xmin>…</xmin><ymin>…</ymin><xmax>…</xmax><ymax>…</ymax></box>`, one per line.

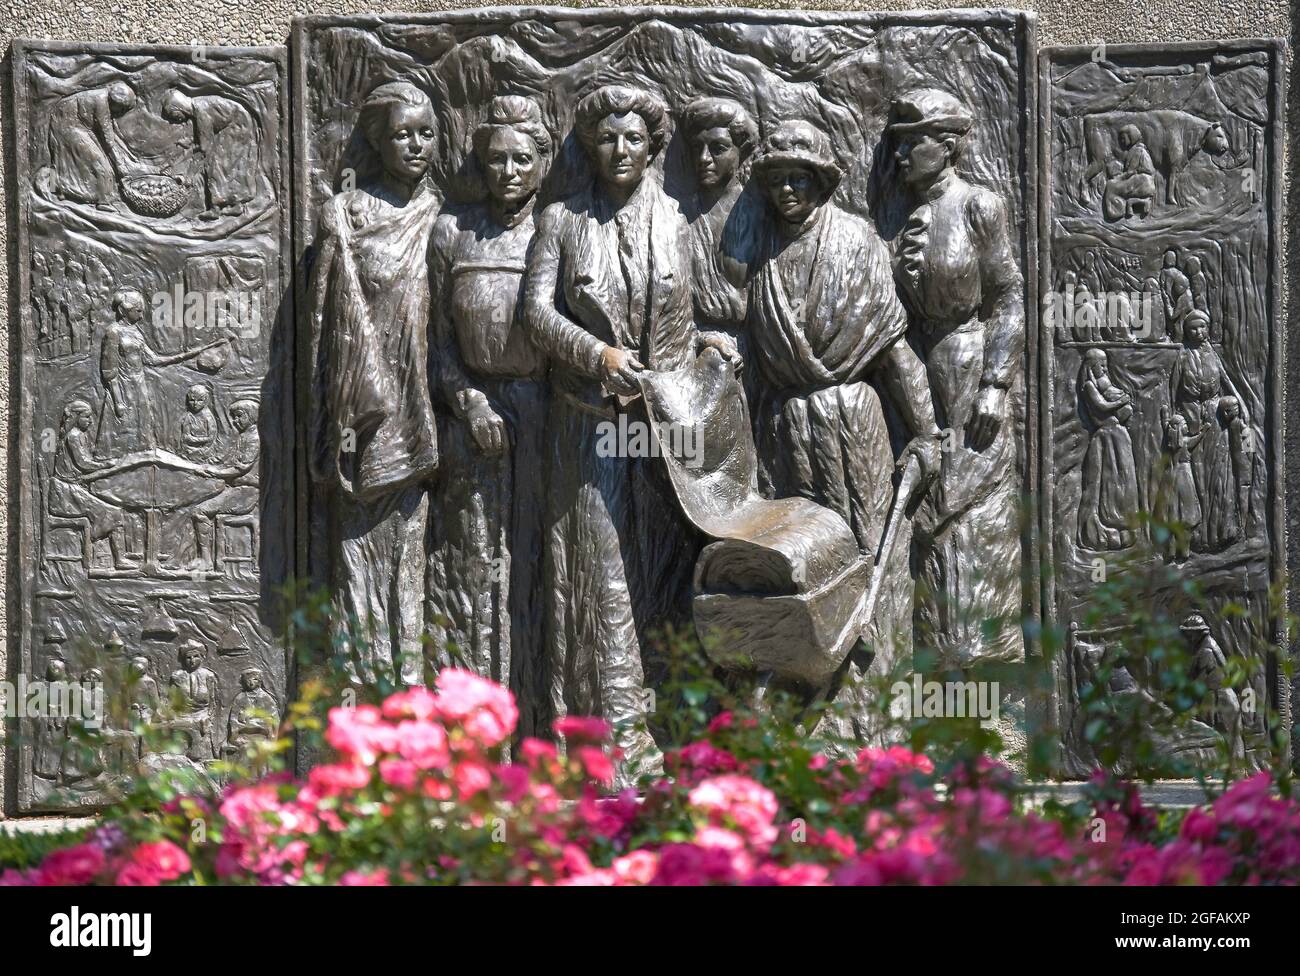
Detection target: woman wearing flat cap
<box><xmin>745</xmin><ymin>119</ymin><xmax>941</xmax><ymax>733</ymax></box>
<box><xmin>890</xmin><ymin>88</ymin><xmax>1026</xmax><ymax>668</ymax></box>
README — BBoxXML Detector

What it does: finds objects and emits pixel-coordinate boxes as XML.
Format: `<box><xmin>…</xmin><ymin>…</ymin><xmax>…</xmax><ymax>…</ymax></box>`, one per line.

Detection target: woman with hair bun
<box><xmin>427</xmin><ymin>95</ymin><xmax>553</xmax><ymax>735</ymax></box>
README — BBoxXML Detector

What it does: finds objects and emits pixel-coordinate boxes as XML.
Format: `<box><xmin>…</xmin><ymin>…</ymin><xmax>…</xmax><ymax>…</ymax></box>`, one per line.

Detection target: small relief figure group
<box><xmin>47</xmin><ymin>280</ymin><xmax>262</xmax><ymax>574</ymax></box>
<box><xmin>1162</xmin><ymin>309</ymin><xmax>1261</xmax><ymax>555</ymax></box>
<box><xmin>30</xmin><ymin>251</ymin><xmax>110</xmax><ymax>360</ymax></box>
<box><xmin>308</xmin><ymin>80</ymin><xmax>1025</xmax><ymax>780</ymax></box>
<box><xmin>1069</xmin><ymin>239</ymin><xmax>1263</xmax><ymax>560</ymax></box>
<box><xmin>96</xmin><ymin>287</ymin><xmax>222</xmax><ymax>459</ymax></box>
<box><xmin>31</xmin><ymin>634</ymin><xmax>281</xmax><ymax>791</ymax></box>
<box><xmin>40</xmin><ymin>77</ymin><xmax>260</xmax><ymax>220</ymax></box>
<box><xmin>1086</xmin><ymin>110</ymin><xmax>1255</xmax><ymax>219</ymax></box>
<box><xmin>1159</xmin><ymin>248</ymin><xmax>1209</xmax><ymax>344</ymax></box>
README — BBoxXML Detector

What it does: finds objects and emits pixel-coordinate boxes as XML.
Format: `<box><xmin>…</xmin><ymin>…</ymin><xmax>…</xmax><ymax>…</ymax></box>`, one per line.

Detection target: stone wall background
<box><xmin>1</xmin><ymin>1</ymin><xmax>1293</xmax><ymax>816</ymax></box>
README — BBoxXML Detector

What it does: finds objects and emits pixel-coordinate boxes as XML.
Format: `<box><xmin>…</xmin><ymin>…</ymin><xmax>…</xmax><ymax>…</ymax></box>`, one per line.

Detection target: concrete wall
<box><xmin>1</xmin><ymin>0</ymin><xmax>1293</xmax><ymax>816</ymax></box>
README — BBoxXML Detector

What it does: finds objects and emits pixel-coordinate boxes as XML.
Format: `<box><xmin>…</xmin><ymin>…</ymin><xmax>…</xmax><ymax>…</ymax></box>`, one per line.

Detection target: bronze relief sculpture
<box><xmin>1042</xmin><ymin>41</ymin><xmax>1285</xmax><ymax>774</ymax></box>
<box><xmin>14</xmin><ymin>41</ymin><xmax>292</xmax><ymax>811</ymax></box>
<box><xmin>13</xmin><ymin>10</ymin><xmax>1288</xmax><ymax>811</ymax></box>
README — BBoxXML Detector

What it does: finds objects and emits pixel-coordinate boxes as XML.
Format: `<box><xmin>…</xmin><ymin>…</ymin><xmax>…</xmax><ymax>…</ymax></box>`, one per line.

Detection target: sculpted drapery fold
<box><xmin>307</xmin><ymin>81</ymin><xmax>440</xmax><ymax>687</ymax></box>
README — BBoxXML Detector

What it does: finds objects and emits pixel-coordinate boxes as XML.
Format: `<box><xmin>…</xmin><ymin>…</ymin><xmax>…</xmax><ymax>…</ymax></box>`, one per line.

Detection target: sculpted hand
<box><xmin>698</xmin><ymin>331</ymin><xmax>743</xmax><ymax>369</ymax></box>
<box><xmin>467</xmin><ymin>403</ymin><xmax>506</xmax><ymax>455</ymax></box>
<box><xmin>901</xmin><ymin>432</ymin><xmax>943</xmax><ymax>486</ymax></box>
<box><xmin>969</xmin><ymin>385</ymin><xmax>1007</xmax><ymax>452</ymax></box>
<box><xmin>601</xmin><ymin>345</ymin><xmax>644</xmax><ymax>396</ymax></box>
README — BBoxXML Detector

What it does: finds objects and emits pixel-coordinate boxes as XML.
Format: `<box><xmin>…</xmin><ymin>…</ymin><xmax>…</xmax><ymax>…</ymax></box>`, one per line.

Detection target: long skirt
<box><xmin>330</xmin><ymin>483</ymin><xmax>428</xmax><ymax>686</ymax></box>
<box><xmin>540</xmin><ymin>395</ymin><xmax>695</xmax><ymax>786</ymax></box>
<box><xmin>427</xmin><ymin>379</ymin><xmax>546</xmax><ymax>737</ymax></box>
<box><xmin>1078</xmin><ymin>422</ymin><xmax>1139</xmax><ymax>550</ymax></box>
<box><xmin>913</xmin><ymin>323</ymin><xmax>1025</xmax><ymax>668</ymax></box>
<box><xmin>49</xmin><ymin>121</ymin><xmax>114</xmax><ymax>204</ymax></box>
<box><xmin>755</xmin><ymin>379</ymin><xmax>908</xmax><ymax>743</ymax></box>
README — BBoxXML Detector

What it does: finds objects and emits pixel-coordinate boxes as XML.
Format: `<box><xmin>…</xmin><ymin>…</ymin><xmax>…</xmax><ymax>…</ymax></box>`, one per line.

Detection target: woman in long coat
<box><xmin>427</xmin><ymin>96</ymin><xmax>552</xmax><ymax>736</ymax></box>
<box><xmin>890</xmin><ymin>88</ymin><xmax>1026</xmax><ymax>668</ymax></box>
<box><xmin>523</xmin><ymin>85</ymin><xmax>732</xmax><ymax>783</ymax></box>
<box><xmin>307</xmin><ymin>81</ymin><xmax>440</xmax><ymax>686</ymax></box>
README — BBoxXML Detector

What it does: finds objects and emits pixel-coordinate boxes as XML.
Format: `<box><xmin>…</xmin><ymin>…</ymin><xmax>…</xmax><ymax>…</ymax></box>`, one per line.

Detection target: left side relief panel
<box><xmin>12</xmin><ymin>41</ymin><xmax>293</xmax><ymax>812</ymax></box>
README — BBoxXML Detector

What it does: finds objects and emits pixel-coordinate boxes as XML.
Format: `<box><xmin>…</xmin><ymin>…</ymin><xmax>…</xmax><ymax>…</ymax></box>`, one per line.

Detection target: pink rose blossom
<box><xmin>688</xmin><ymin>775</ymin><xmax>779</xmax><ymax>849</ymax></box>
<box><xmin>36</xmin><ymin>843</ymin><xmax>106</xmax><ymax>886</ymax></box>
<box><xmin>131</xmin><ymin>841</ymin><xmax>191</xmax><ymax>881</ymax></box>
<box><xmin>340</xmin><ymin>868</ymin><xmax>391</xmax><ymax>886</ymax></box>
<box><xmin>396</xmin><ymin>720</ymin><xmax>450</xmax><ymax>769</ymax></box>
<box><xmin>379</xmin><ymin>758</ymin><xmax>419</xmax><ymax>790</ymax></box>
<box><xmin>553</xmin><ymin>716</ymin><xmax>611</xmax><ymax>743</ymax></box>
<box><xmin>435</xmin><ymin>669</ymin><xmax>518</xmax><ymax>747</ymax></box>
<box><xmin>612</xmin><ymin>850</ymin><xmax>658</xmax><ymax>885</ymax></box>
<box><xmin>382</xmin><ymin>687</ymin><xmax>439</xmax><ymax>722</ymax></box>
<box><xmin>115</xmin><ymin>863</ymin><xmax>161</xmax><ymax>886</ymax></box>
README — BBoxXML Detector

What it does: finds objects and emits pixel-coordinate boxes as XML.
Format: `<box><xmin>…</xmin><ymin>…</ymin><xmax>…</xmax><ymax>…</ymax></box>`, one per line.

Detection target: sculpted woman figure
<box><xmin>523</xmin><ymin>85</ymin><xmax>731</xmax><ymax>782</ymax></box>
<box><xmin>427</xmin><ymin>95</ymin><xmax>552</xmax><ymax>735</ymax></box>
<box><xmin>891</xmin><ymin>89</ymin><xmax>1026</xmax><ymax>668</ymax></box>
<box><xmin>307</xmin><ymin>81</ymin><xmax>440</xmax><ymax>686</ymax></box>
<box><xmin>681</xmin><ymin>96</ymin><xmax>761</xmax><ymax>332</ymax></box>
<box><xmin>744</xmin><ymin>119</ymin><xmax>941</xmax><ymax>734</ymax></box>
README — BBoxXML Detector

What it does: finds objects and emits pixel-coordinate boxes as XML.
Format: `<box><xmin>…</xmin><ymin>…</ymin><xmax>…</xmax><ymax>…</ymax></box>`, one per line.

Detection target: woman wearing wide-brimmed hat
<box><xmin>890</xmin><ymin>88</ymin><xmax>1026</xmax><ymax>668</ymax></box>
<box><xmin>745</xmin><ymin>119</ymin><xmax>941</xmax><ymax>736</ymax></box>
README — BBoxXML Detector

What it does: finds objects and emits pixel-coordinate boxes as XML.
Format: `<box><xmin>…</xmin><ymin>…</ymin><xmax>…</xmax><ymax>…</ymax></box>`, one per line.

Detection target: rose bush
<box><xmin>4</xmin><ymin>669</ymin><xmax>1299</xmax><ymax>886</ymax></box>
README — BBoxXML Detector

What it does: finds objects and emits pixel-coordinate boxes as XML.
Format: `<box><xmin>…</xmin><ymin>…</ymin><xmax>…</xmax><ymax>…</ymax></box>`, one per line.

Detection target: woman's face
<box><xmin>593</xmin><ymin>113</ymin><xmax>650</xmax><ymax>190</ymax></box>
<box><xmin>692</xmin><ymin>126</ymin><xmax>739</xmax><ymax>191</ymax></box>
<box><xmin>483</xmin><ymin>128</ymin><xmax>540</xmax><ymax>206</ymax></box>
<box><xmin>764</xmin><ymin>166</ymin><xmax>819</xmax><ymax>224</ymax></box>
<box><xmin>379</xmin><ymin>103</ymin><xmax>436</xmax><ymax>183</ymax></box>
<box><xmin>118</xmin><ymin>296</ymin><xmax>144</xmax><ymax>324</ymax></box>
<box><xmin>1188</xmin><ymin>318</ymin><xmax>1209</xmax><ymax>344</ymax></box>
<box><xmin>894</xmin><ymin>130</ymin><xmax>951</xmax><ymax>187</ymax></box>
